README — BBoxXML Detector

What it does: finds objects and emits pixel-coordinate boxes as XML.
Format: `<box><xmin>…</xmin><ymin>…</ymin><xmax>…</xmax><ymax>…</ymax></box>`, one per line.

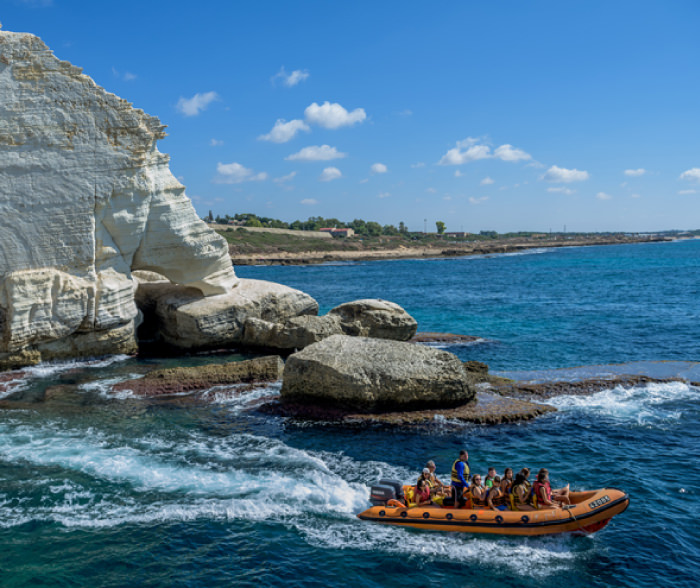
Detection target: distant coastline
<box><xmin>218</xmin><ymin>228</ymin><xmax>674</xmax><ymax>266</ymax></box>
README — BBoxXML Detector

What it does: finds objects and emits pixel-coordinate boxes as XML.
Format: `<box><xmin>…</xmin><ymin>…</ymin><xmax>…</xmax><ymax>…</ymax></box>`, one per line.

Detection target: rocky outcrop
<box><xmin>0</xmin><ymin>30</ymin><xmax>237</xmax><ymax>367</ymax></box>
<box><xmin>239</xmin><ymin>298</ymin><xmax>417</xmax><ymax>350</ymax></box>
<box><xmin>113</xmin><ymin>355</ymin><xmax>284</xmax><ymax>397</ymax></box>
<box><xmin>328</xmin><ymin>299</ymin><xmax>417</xmax><ymax>341</ymax></box>
<box><xmin>242</xmin><ymin>314</ymin><xmax>343</xmax><ymax>350</ymax></box>
<box><xmin>281</xmin><ymin>335</ymin><xmax>475</xmax><ymax>411</ymax></box>
<box><xmin>135</xmin><ymin>278</ymin><xmax>318</xmax><ymax>351</ymax></box>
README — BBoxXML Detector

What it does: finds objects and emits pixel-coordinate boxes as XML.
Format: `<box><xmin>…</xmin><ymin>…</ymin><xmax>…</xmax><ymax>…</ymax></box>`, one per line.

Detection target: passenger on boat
<box><xmin>501</xmin><ymin>467</ymin><xmax>514</xmax><ymax>494</ymax></box>
<box><xmin>537</xmin><ymin>468</ymin><xmax>570</xmax><ymax>503</ymax></box>
<box><xmin>425</xmin><ymin>460</ymin><xmax>446</xmax><ymax>489</ymax></box>
<box><xmin>418</xmin><ymin>466</ymin><xmax>449</xmax><ymax>506</ymax></box>
<box><xmin>469</xmin><ymin>474</ymin><xmax>487</xmax><ymax>507</ymax></box>
<box><xmin>413</xmin><ymin>479</ymin><xmax>432</xmax><ymax>507</ymax></box>
<box><xmin>486</xmin><ymin>476</ymin><xmax>508</xmax><ymax>511</ymax></box>
<box><xmin>484</xmin><ymin>467</ymin><xmax>497</xmax><ymax>488</ymax></box>
<box><xmin>533</xmin><ymin>469</ymin><xmax>570</xmax><ymax>508</ymax></box>
<box><xmin>510</xmin><ymin>472</ymin><xmax>536</xmax><ymax>511</ymax></box>
<box><xmin>450</xmin><ymin>450</ymin><xmax>470</xmax><ymax>508</ymax></box>
<box><xmin>417</xmin><ymin>468</ymin><xmax>433</xmax><ymax>488</ymax></box>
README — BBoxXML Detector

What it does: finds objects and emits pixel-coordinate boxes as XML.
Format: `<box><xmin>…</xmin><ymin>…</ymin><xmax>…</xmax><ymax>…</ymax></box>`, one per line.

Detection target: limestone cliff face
<box><xmin>0</xmin><ymin>31</ymin><xmax>237</xmax><ymax>366</ymax></box>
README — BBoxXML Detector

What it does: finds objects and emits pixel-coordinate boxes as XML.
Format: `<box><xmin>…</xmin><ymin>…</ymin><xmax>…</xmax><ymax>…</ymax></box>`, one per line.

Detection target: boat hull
<box><xmin>357</xmin><ymin>488</ymin><xmax>629</xmax><ymax>536</ymax></box>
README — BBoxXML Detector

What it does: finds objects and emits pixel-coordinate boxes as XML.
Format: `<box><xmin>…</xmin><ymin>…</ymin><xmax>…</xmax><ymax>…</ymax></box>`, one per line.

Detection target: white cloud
<box><xmin>272</xmin><ymin>67</ymin><xmax>310</xmax><ymax>87</ymax></box>
<box><xmin>370</xmin><ymin>163</ymin><xmax>388</xmax><ymax>174</ymax></box>
<box><xmin>426</xmin><ymin>187</ymin><xmax>437</xmax><ymax>194</ymax></box>
<box><xmin>443</xmin><ymin>195</ymin><xmax>452</xmax><ymax>201</ymax></box>
<box><xmin>542</xmin><ymin>165</ymin><xmax>589</xmax><ymax>183</ymax></box>
<box><xmin>624</xmin><ymin>168</ymin><xmax>646</xmax><ymax>177</ymax></box>
<box><xmin>259</xmin><ymin>119</ymin><xmax>310</xmax><ymax>143</ymax></box>
<box><xmin>596</xmin><ymin>192</ymin><xmax>612</xmax><ymax>200</ymax></box>
<box><xmin>412</xmin><ymin>162</ymin><xmax>426</xmax><ymax>168</ymax></box>
<box><xmin>319</xmin><ymin>167</ymin><xmax>342</xmax><ymax>182</ymax></box>
<box><xmin>286</xmin><ymin>145</ymin><xmax>347</xmax><ymax>161</ymax></box>
<box><xmin>395</xmin><ymin>109</ymin><xmax>413</xmax><ymax>117</ymax></box>
<box><xmin>359</xmin><ymin>178</ymin><xmax>369</xmax><ymax>184</ymax></box>
<box><xmin>112</xmin><ymin>67</ymin><xmax>137</xmax><ymax>82</ymax></box>
<box><xmin>273</xmin><ymin>171</ymin><xmax>297</xmax><ymax>183</ymax></box>
<box><xmin>454</xmin><ymin>170</ymin><xmax>463</xmax><ymax>177</ymax></box>
<box><xmin>439</xmin><ymin>142</ymin><xmax>491</xmax><ymax>165</ymax></box>
<box><xmin>469</xmin><ymin>196</ymin><xmax>489</xmax><ymax>204</ymax></box>
<box><xmin>493</xmin><ymin>144</ymin><xmax>531</xmax><ymax>162</ymax></box>
<box><xmin>304</xmin><ymin>101</ymin><xmax>366</xmax><ymax>129</ymax></box>
<box><xmin>210</xmin><ymin>138</ymin><xmax>224</xmax><ymax>147</ymax></box>
<box><xmin>300</xmin><ymin>198</ymin><xmax>318</xmax><ymax>205</ymax></box>
<box><xmin>547</xmin><ymin>187</ymin><xmax>575</xmax><ymax>195</ymax></box>
<box><xmin>678</xmin><ymin>189</ymin><xmax>697</xmax><ymax>195</ymax></box>
<box><xmin>480</xmin><ymin>176</ymin><xmax>494</xmax><ymax>185</ymax></box>
<box><xmin>214</xmin><ymin>162</ymin><xmax>267</xmax><ymax>184</ymax></box>
<box><xmin>631</xmin><ymin>193</ymin><xmax>641</xmax><ymax>198</ymax></box>
<box><xmin>438</xmin><ymin>137</ymin><xmax>530</xmax><ymax>166</ymax></box>
<box><xmin>176</xmin><ymin>91</ymin><xmax>220</xmax><ymax>116</ymax></box>
<box><xmin>680</xmin><ymin>168</ymin><xmax>700</xmax><ymax>183</ymax></box>
<box><xmin>377</xmin><ymin>192</ymin><xmax>391</xmax><ymax>199</ymax></box>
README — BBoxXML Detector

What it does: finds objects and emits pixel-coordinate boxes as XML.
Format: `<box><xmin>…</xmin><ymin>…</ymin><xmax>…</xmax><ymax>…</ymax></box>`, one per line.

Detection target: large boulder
<box><xmin>135</xmin><ymin>278</ymin><xmax>318</xmax><ymax>350</ymax></box>
<box><xmin>329</xmin><ymin>299</ymin><xmax>417</xmax><ymax>341</ymax></box>
<box><xmin>0</xmin><ymin>30</ymin><xmax>237</xmax><ymax>367</ymax></box>
<box><xmin>241</xmin><ymin>314</ymin><xmax>343</xmax><ymax>350</ymax></box>
<box><xmin>240</xmin><ymin>298</ymin><xmax>417</xmax><ymax>350</ymax></box>
<box><xmin>281</xmin><ymin>335</ymin><xmax>475</xmax><ymax>410</ymax></box>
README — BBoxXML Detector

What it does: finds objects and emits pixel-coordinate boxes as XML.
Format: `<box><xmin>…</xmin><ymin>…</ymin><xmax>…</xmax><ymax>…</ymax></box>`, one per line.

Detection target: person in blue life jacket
<box><xmin>450</xmin><ymin>449</ymin><xmax>470</xmax><ymax>507</ymax></box>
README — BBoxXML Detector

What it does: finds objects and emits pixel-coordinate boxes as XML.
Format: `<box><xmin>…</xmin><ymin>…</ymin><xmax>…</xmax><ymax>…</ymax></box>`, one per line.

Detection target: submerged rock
<box><xmin>113</xmin><ymin>355</ymin><xmax>284</xmax><ymax>397</ymax></box>
<box><xmin>281</xmin><ymin>334</ymin><xmax>474</xmax><ymax>411</ymax></box>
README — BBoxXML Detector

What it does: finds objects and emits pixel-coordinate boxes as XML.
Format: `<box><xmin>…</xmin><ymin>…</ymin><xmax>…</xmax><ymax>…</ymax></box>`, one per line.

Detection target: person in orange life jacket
<box><xmin>450</xmin><ymin>450</ymin><xmax>470</xmax><ymax>507</ymax></box>
<box><xmin>510</xmin><ymin>472</ymin><xmax>536</xmax><ymax>511</ymax></box>
<box><xmin>418</xmin><ymin>466</ymin><xmax>448</xmax><ymax>505</ymax></box>
<box><xmin>469</xmin><ymin>474</ymin><xmax>487</xmax><ymax>506</ymax></box>
<box><xmin>425</xmin><ymin>460</ymin><xmax>447</xmax><ymax>490</ymax></box>
<box><xmin>534</xmin><ymin>469</ymin><xmax>570</xmax><ymax>507</ymax></box>
<box><xmin>413</xmin><ymin>478</ymin><xmax>432</xmax><ymax>507</ymax></box>
<box><xmin>486</xmin><ymin>476</ymin><xmax>508</xmax><ymax>511</ymax></box>
<box><xmin>484</xmin><ymin>467</ymin><xmax>497</xmax><ymax>488</ymax></box>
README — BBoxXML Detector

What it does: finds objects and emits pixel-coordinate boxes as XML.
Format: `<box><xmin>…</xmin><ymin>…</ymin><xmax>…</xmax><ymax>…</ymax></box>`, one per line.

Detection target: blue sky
<box><xmin>4</xmin><ymin>0</ymin><xmax>700</xmax><ymax>232</ymax></box>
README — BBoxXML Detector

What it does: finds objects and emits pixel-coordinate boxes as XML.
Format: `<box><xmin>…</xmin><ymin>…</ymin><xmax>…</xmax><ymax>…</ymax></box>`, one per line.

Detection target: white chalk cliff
<box><xmin>0</xmin><ymin>30</ymin><xmax>239</xmax><ymax>367</ymax></box>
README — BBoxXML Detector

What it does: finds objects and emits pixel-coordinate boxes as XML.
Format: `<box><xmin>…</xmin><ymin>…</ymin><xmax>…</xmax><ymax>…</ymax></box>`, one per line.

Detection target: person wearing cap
<box><xmin>425</xmin><ymin>460</ymin><xmax>446</xmax><ymax>490</ymax></box>
<box><xmin>416</xmin><ymin>467</ymin><xmax>434</xmax><ymax>488</ymax></box>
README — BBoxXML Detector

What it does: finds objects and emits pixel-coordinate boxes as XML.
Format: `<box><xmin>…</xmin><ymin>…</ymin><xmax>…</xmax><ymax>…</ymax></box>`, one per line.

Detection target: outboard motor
<box><xmin>369</xmin><ymin>479</ymin><xmax>404</xmax><ymax>506</ymax></box>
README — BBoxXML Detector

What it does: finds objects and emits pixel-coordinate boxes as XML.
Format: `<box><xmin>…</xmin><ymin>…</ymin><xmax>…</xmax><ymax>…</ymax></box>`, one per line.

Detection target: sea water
<box><xmin>0</xmin><ymin>240</ymin><xmax>698</xmax><ymax>587</ymax></box>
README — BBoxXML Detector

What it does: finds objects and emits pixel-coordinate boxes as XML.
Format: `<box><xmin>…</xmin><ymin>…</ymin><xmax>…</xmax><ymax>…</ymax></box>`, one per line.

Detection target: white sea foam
<box><xmin>0</xmin><ymin>422</ymin><xmax>370</xmax><ymax>529</ymax></box>
<box><xmin>78</xmin><ymin>374</ymin><xmax>144</xmax><ymax>399</ymax></box>
<box><xmin>0</xmin><ymin>355</ymin><xmax>131</xmax><ymax>400</ymax></box>
<box><xmin>298</xmin><ymin>518</ymin><xmax>579</xmax><ymax>577</ymax></box>
<box><xmin>0</xmin><ymin>416</ymin><xmax>582</xmax><ymax>576</ymax></box>
<box><xmin>545</xmin><ymin>381</ymin><xmax>698</xmax><ymax>425</ymax></box>
<box><xmin>199</xmin><ymin>381</ymin><xmax>281</xmax><ymax>409</ymax></box>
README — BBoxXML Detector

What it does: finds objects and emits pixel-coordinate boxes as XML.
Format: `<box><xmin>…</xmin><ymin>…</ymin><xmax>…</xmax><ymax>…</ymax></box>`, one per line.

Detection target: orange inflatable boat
<box><xmin>358</xmin><ymin>483</ymin><xmax>629</xmax><ymax>536</ymax></box>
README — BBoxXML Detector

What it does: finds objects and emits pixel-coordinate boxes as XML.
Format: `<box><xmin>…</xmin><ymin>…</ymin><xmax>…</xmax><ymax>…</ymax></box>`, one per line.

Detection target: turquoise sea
<box><xmin>1</xmin><ymin>239</ymin><xmax>698</xmax><ymax>587</ymax></box>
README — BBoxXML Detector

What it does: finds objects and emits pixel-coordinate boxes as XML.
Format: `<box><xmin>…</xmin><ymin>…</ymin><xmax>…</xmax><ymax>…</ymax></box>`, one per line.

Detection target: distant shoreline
<box><xmin>228</xmin><ymin>234</ymin><xmax>673</xmax><ymax>266</ymax></box>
